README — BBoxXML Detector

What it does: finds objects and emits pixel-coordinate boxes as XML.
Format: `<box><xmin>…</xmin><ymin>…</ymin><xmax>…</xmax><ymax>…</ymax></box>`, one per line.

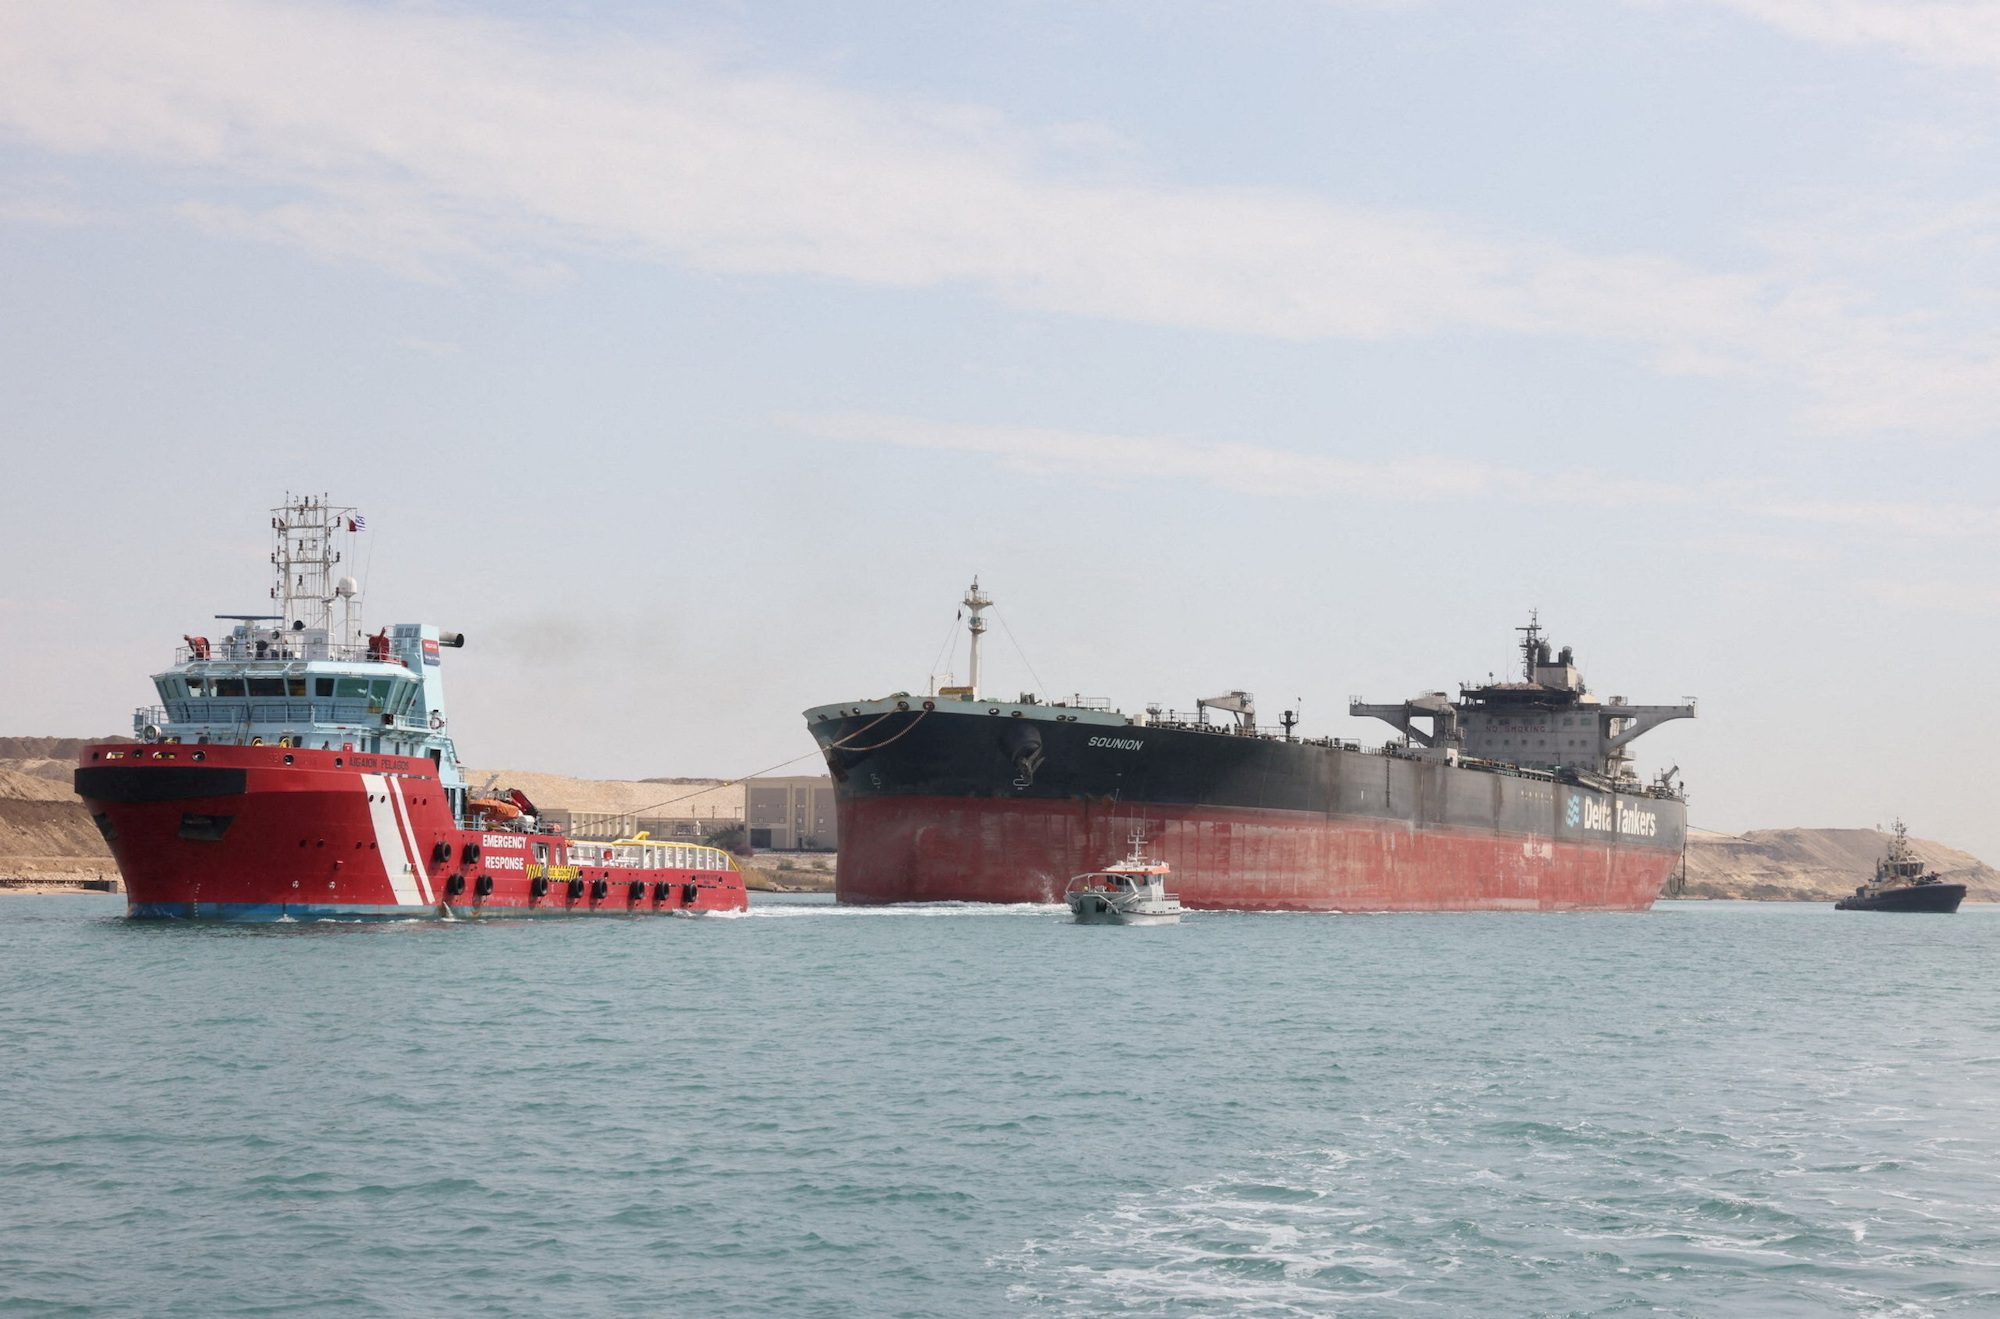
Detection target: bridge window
<box><xmin>248</xmin><ymin>677</ymin><xmax>285</xmax><ymax>697</ymax></box>
<box><xmin>209</xmin><ymin>678</ymin><xmax>247</xmax><ymax>697</ymax></box>
<box><xmin>315</xmin><ymin>678</ymin><xmax>335</xmax><ymax>697</ymax></box>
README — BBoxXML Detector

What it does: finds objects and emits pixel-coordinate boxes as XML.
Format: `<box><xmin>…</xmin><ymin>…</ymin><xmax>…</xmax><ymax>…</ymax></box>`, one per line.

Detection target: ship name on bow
<box><xmin>1569</xmin><ymin>794</ymin><xmax>1660</xmax><ymax>837</ymax></box>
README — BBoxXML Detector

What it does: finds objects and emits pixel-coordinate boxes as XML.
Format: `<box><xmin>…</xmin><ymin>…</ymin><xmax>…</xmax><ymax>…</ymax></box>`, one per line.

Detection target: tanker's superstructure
<box><xmin>805</xmin><ymin>591</ymin><xmax>1693</xmax><ymax>911</ymax></box>
<box><xmin>76</xmin><ymin>494</ymin><xmax>746</xmax><ymax>920</ymax></box>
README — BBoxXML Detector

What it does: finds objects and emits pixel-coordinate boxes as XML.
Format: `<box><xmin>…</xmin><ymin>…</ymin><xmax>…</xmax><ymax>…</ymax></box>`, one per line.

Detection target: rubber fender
<box><xmin>474</xmin><ymin>874</ymin><xmax>494</xmax><ymax>897</ymax></box>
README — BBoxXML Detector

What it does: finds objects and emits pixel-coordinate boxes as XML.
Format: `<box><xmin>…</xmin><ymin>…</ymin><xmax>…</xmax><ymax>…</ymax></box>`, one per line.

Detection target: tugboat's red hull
<box><xmin>74</xmin><ymin>743</ymin><xmax>747</xmax><ymax>920</ymax></box>
<box><xmin>833</xmin><ymin>795</ymin><xmax>1676</xmax><ymax>912</ymax></box>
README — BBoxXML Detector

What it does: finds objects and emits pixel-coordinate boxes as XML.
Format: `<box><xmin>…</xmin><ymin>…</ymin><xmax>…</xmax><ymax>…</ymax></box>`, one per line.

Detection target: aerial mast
<box><xmin>1517</xmin><ymin>608</ymin><xmax>1543</xmax><ymax>682</ymax></box>
<box><xmin>271</xmin><ymin>493</ymin><xmax>361</xmax><ymax>644</ymax></box>
<box><xmin>963</xmin><ymin>578</ymin><xmax>992</xmax><ymax>699</ymax></box>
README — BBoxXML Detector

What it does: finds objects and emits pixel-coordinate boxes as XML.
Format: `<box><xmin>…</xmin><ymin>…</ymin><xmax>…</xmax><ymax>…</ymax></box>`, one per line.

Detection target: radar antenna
<box><xmin>1517</xmin><ymin>609</ymin><xmax>1543</xmax><ymax>682</ymax></box>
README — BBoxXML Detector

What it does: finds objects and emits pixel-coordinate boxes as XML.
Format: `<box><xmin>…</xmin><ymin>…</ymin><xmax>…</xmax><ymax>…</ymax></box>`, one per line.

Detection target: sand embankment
<box><xmin>0</xmin><ymin>765</ymin><xmax>114</xmax><ymax>884</ymax></box>
<box><xmin>1678</xmin><ymin>828</ymin><xmax>2000</xmax><ymax>901</ymax></box>
<box><xmin>0</xmin><ymin>736</ymin><xmax>116</xmax><ymax>787</ymax></box>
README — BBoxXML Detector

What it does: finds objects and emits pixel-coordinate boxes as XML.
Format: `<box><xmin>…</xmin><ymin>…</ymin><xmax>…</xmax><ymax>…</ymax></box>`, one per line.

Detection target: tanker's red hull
<box><xmin>834</xmin><ymin>795</ymin><xmax>1674</xmax><ymax>912</ymax></box>
<box><xmin>75</xmin><ymin>743</ymin><xmax>747</xmax><ymax>920</ymax></box>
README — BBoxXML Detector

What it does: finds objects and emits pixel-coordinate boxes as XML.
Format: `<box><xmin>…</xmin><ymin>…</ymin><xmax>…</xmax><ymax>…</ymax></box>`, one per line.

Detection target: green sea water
<box><xmin>2</xmin><ymin>894</ymin><xmax>1997</xmax><ymax>1316</ymax></box>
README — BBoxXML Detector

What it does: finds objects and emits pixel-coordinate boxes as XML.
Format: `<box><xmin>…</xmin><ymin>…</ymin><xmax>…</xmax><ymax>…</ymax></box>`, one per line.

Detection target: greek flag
<box><xmin>348</xmin><ymin>515</ymin><xmax>367</xmax><ymax>532</ymax></box>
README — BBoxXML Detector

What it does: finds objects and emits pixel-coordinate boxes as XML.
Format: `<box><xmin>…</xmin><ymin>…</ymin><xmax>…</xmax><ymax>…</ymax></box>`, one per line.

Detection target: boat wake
<box><xmin>741</xmin><ymin>901</ymin><xmax>1066</xmax><ymax>919</ymax></box>
<box><xmin>996</xmin><ymin>1150</ymin><xmax>1407</xmax><ymax>1315</ymax></box>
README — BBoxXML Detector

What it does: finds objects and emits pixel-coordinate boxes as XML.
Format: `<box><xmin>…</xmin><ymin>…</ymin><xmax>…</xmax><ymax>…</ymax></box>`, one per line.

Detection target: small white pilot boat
<box><xmin>1064</xmin><ymin>832</ymin><xmax>1182</xmax><ymax>925</ymax></box>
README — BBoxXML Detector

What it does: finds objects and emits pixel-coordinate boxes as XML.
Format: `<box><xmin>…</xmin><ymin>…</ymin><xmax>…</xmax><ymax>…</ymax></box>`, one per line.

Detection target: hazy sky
<box><xmin>5</xmin><ymin>0</ymin><xmax>1999</xmax><ymax>855</ymax></box>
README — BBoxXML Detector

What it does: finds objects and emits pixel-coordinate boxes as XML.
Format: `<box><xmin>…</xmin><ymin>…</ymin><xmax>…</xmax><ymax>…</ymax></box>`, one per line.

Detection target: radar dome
<box><xmin>335</xmin><ymin>576</ymin><xmax>360</xmax><ymax>598</ymax></box>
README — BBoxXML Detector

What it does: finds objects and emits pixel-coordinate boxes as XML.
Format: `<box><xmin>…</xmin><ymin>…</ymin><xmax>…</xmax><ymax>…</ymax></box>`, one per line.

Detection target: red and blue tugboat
<box><xmin>74</xmin><ymin>494</ymin><xmax>748</xmax><ymax>921</ymax></box>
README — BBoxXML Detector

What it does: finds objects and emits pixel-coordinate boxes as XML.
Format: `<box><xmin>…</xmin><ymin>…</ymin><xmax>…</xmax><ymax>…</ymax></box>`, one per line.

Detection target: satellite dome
<box><xmin>335</xmin><ymin>576</ymin><xmax>360</xmax><ymax>598</ymax></box>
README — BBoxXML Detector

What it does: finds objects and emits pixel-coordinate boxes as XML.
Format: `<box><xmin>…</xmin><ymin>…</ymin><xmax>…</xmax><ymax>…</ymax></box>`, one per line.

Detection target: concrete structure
<box><xmin>746</xmin><ymin>775</ymin><xmax>837</xmax><ymax>851</ymax></box>
<box><xmin>549</xmin><ymin>809</ymin><xmax>741</xmax><ymax>843</ymax></box>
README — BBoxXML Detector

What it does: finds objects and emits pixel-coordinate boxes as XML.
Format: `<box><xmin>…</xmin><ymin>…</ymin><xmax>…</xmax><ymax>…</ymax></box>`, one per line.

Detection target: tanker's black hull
<box><xmin>805</xmin><ymin>701</ymin><xmax>1687</xmax><ymax>910</ymax></box>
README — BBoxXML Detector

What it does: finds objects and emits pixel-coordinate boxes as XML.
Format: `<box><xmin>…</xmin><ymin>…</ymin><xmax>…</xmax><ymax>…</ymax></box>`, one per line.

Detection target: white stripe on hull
<box><xmin>361</xmin><ymin>773</ymin><xmax>425</xmax><ymax>906</ymax></box>
<box><xmin>384</xmin><ymin>778</ymin><xmax>433</xmax><ymax>904</ymax></box>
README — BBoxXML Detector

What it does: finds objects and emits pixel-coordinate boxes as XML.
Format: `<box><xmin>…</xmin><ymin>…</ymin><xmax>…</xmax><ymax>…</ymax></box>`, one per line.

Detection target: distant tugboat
<box><xmin>1065</xmin><ymin>831</ymin><xmax>1183</xmax><ymax>925</ymax></box>
<box><xmin>1835</xmin><ymin>821</ymin><xmax>1966</xmax><ymax>913</ymax></box>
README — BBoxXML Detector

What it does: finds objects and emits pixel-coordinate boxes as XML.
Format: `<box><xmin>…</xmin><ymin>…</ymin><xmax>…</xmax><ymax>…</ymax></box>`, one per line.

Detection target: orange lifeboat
<box><xmin>468</xmin><ymin>797</ymin><xmax>522</xmax><ymax>823</ymax></box>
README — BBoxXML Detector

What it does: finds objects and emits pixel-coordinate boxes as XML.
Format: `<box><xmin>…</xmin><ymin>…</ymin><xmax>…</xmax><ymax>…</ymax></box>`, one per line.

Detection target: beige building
<box><xmin>746</xmin><ymin>775</ymin><xmax>838</xmax><ymax>851</ymax></box>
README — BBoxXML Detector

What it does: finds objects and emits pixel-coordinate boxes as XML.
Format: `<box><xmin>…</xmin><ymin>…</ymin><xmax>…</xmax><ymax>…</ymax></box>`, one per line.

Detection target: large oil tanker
<box><xmin>75</xmin><ymin>495</ymin><xmax>747</xmax><ymax>920</ymax></box>
<box><xmin>805</xmin><ymin>584</ymin><xmax>1694</xmax><ymax>911</ymax></box>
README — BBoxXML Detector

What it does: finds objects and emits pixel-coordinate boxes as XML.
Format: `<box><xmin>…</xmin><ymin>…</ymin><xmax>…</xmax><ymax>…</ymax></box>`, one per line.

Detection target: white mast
<box><xmin>963</xmin><ymin>578</ymin><xmax>992</xmax><ymax>699</ymax></box>
<box><xmin>271</xmin><ymin>493</ymin><xmax>361</xmax><ymax>644</ymax></box>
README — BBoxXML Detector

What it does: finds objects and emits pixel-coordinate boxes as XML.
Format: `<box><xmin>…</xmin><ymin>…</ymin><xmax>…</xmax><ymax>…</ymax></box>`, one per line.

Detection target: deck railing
<box><xmin>132</xmin><ymin>702</ymin><xmax>441</xmax><ymax>735</ymax></box>
<box><xmin>172</xmin><ymin>640</ymin><xmax>411</xmax><ymax>666</ymax></box>
<box><xmin>563</xmin><ymin>840</ymin><xmax>740</xmax><ymax>873</ymax></box>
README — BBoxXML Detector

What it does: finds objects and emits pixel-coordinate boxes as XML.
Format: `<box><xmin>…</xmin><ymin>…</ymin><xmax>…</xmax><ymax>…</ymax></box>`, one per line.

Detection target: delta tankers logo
<box><xmin>1567</xmin><ymin>792</ymin><xmax>1660</xmax><ymax>837</ymax></box>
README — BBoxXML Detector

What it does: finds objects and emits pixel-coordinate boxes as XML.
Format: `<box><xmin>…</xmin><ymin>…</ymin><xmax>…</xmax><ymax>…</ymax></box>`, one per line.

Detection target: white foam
<box><xmin>742</xmin><ymin>901</ymin><xmax>1067</xmax><ymax>919</ymax></box>
<box><xmin>995</xmin><ymin>1150</ymin><xmax>1421</xmax><ymax>1312</ymax></box>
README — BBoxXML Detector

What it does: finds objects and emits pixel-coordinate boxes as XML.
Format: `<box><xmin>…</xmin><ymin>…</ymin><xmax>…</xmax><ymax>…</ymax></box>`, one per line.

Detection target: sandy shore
<box><xmin>740</xmin><ymin>853</ymin><xmax>836</xmax><ymax>893</ymax></box>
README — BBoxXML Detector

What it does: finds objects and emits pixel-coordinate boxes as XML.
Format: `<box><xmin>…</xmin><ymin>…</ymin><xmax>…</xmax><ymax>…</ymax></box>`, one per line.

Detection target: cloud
<box><xmin>1859</xmin><ymin>576</ymin><xmax>2000</xmax><ymax>614</ymax></box>
<box><xmin>1</xmin><ymin>1</ymin><xmax>1998</xmax><ymax>435</ymax></box>
<box><xmin>1694</xmin><ymin>1</ymin><xmax>2000</xmax><ymax>72</ymax></box>
<box><xmin>0</xmin><ymin>194</ymin><xmax>95</xmax><ymax>227</ymax></box>
<box><xmin>1701</xmin><ymin>531</ymin><xmax>1841</xmax><ymax>564</ymax></box>
<box><xmin>796</xmin><ymin>410</ymin><xmax>1508</xmax><ymax>498</ymax></box>
<box><xmin>790</xmin><ymin>409</ymin><xmax>2000</xmax><ymax>539</ymax></box>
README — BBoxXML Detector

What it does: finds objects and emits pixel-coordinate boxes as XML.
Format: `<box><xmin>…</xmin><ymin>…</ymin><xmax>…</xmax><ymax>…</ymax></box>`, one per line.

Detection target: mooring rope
<box><xmin>609</xmin><ymin>707</ymin><xmax>924</xmax><ymax>819</ymax></box>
